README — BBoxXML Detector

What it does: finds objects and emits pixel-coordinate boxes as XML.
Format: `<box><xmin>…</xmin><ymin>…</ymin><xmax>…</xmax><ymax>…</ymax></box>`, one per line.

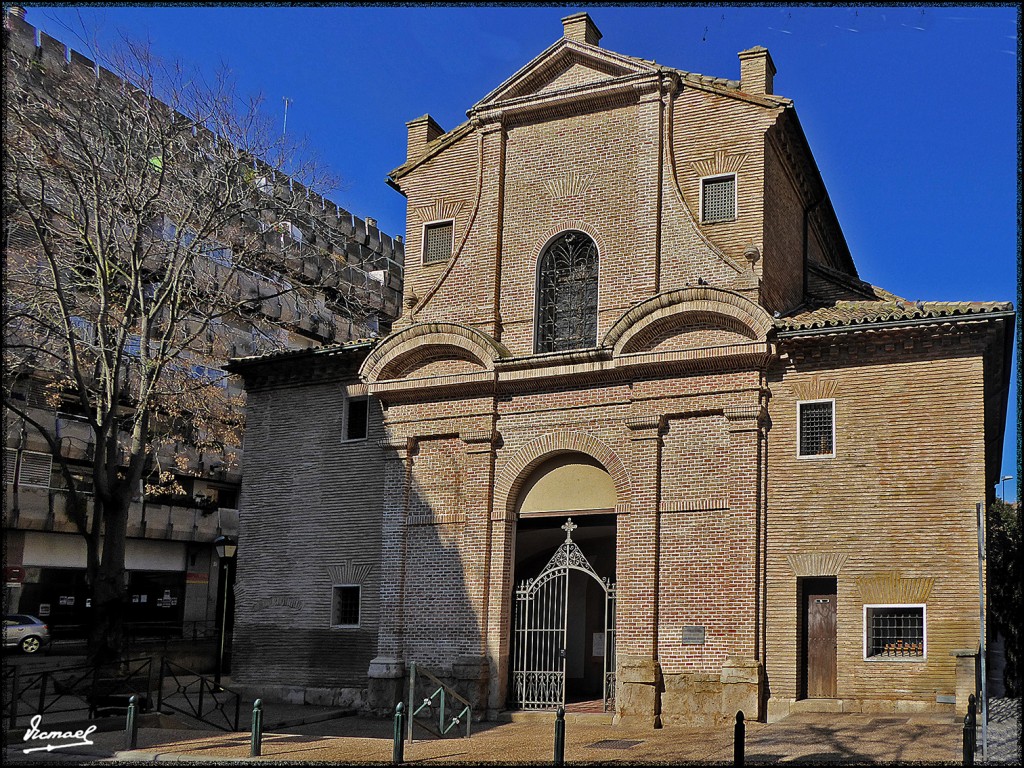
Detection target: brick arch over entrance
<box><xmin>495</xmin><ymin>431</ymin><xmax>633</xmax><ymax>520</ymax></box>
<box><xmin>360</xmin><ymin>321</ymin><xmax>510</xmax><ymax>382</ymax></box>
<box><xmin>603</xmin><ymin>286</ymin><xmax>774</xmax><ymax>355</ymax></box>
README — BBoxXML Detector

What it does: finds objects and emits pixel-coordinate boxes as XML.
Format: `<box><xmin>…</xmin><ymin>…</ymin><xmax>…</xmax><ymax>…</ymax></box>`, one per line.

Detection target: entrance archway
<box><xmin>508</xmin><ymin>451</ymin><xmax>618</xmax><ymax>711</ymax></box>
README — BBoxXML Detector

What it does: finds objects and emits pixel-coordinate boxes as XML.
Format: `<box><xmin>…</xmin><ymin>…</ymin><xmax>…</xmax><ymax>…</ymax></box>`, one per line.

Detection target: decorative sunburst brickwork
<box><xmin>411</xmin><ymin>198</ymin><xmax>465</xmax><ymax>224</ymax></box>
<box><xmin>328</xmin><ymin>560</ymin><xmax>374</xmax><ymax>586</ymax></box>
<box><xmin>856</xmin><ymin>571</ymin><xmax>935</xmax><ymax>604</ymax></box>
<box><xmin>689</xmin><ymin>148</ymin><xmax>749</xmax><ymax>178</ymax></box>
<box><xmin>786</xmin><ymin>552</ymin><xmax>849</xmax><ymax>577</ymax></box>
<box><xmin>544</xmin><ymin>170</ymin><xmax>594</xmax><ymax>199</ymax></box>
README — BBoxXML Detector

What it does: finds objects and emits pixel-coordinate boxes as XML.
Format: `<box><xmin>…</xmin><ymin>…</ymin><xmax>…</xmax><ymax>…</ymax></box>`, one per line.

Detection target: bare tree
<box><xmin>3</xmin><ymin>32</ymin><xmax>383</xmax><ymax>663</ymax></box>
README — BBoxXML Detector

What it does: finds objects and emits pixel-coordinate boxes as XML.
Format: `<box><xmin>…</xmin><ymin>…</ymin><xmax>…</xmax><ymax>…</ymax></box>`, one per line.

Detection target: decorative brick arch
<box><xmin>534</xmin><ymin>220</ymin><xmax>608</xmax><ymax>264</ymax></box>
<box><xmin>360</xmin><ymin>322</ymin><xmax>510</xmax><ymax>383</ymax></box>
<box><xmin>603</xmin><ymin>286</ymin><xmax>774</xmax><ymax>355</ymax></box>
<box><xmin>495</xmin><ymin>431</ymin><xmax>633</xmax><ymax>520</ymax></box>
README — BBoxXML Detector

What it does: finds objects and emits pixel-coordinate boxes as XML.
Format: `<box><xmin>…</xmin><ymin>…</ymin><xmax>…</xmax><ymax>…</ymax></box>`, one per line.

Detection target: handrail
<box><xmin>406</xmin><ymin>661</ymin><xmax>471</xmax><ymax>742</ymax></box>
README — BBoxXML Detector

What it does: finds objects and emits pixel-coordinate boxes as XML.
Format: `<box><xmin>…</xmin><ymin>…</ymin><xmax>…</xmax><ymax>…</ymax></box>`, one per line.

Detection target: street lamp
<box><xmin>213</xmin><ymin>535</ymin><xmax>237</xmax><ymax>690</ymax></box>
<box><xmin>1000</xmin><ymin>475</ymin><xmax>1013</xmax><ymax>501</ymax></box>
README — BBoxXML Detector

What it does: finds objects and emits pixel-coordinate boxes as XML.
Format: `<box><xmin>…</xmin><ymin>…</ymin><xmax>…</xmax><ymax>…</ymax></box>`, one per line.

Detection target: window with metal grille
<box><xmin>344</xmin><ymin>397</ymin><xmax>369</xmax><ymax>441</ymax></box>
<box><xmin>422</xmin><ymin>221</ymin><xmax>453</xmax><ymax>265</ymax></box>
<box><xmin>332</xmin><ymin>585</ymin><xmax>360</xmax><ymax>627</ymax></box>
<box><xmin>865</xmin><ymin>605</ymin><xmax>925</xmax><ymax>659</ymax></box>
<box><xmin>535</xmin><ymin>230</ymin><xmax>599</xmax><ymax>353</ymax></box>
<box><xmin>701</xmin><ymin>175</ymin><xmax>736</xmax><ymax>223</ymax></box>
<box><xmin>798</xmin><ymin>400</ymin><xmax>834</xmax><ymax>457</ymax></box>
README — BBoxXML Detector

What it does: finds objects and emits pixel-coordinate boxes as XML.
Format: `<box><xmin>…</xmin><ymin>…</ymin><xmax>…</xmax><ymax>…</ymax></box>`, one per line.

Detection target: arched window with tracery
<box><xmin>535</xmin><ymin>230</ymin><xmax>599</xmax><ymax>353</ymax></box>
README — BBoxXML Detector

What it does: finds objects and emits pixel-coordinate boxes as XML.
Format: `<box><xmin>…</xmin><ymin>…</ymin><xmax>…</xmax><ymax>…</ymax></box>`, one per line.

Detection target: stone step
<box><xmin>495</xmin><ymin>709</ymin><xmax>615</xmax><ymax>725</ymax></box>
<box><xmin>790</xmin><ymin>698</ymin><xmax>846</xmax><ymax>714</ymax></box>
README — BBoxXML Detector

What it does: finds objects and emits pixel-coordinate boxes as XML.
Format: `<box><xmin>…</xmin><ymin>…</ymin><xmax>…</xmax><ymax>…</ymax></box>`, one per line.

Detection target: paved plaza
<box><xmin>3</xmin><ymin>698</ymin><xmax>1020</xmax><ymax>765</ymax></box>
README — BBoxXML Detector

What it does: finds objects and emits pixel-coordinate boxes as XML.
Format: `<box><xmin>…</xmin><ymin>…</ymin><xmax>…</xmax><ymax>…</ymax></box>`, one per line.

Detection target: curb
<box><xmin>264</xmin><ymin>708</ymin><xmax>356</xmax><ymax>730</ymax></box>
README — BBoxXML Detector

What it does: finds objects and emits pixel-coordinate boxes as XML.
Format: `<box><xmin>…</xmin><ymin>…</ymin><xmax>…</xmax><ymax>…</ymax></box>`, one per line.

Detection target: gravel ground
<box><xmin>981</xmin><ymin>697</ymin><xmax>1021</xmax><ymax>764</ymax></box>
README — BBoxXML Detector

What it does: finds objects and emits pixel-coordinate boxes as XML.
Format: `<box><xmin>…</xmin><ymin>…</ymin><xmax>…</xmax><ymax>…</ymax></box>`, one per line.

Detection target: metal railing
<box><xmin>406</xmin><ymin>662</ymin><xmax>471</xmax><ymax>741</ymax></box>
<box><xmin>157</xmin><ymin>657</ymin><xmax>241</xmax><ymax>731</ymax></box>
<box><xmin>48</xmin><ymin>619</ymin><xmax>219</xmax><ymax>642</ymax></box>
<box><xmin>3</xmin><ymin>657</ymin><xmax>154</xmax><ymax>728</ymax></box>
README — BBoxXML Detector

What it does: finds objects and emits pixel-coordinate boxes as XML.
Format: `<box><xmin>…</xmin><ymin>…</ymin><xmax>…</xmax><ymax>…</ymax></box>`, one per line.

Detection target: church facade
<box><xmin>227</xmin><ymin>14</ymin><xmax>1013</xmax><ymax>725</ymax></box>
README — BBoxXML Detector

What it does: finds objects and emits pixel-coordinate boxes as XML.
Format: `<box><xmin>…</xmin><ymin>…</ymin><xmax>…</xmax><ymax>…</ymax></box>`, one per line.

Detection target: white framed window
<box><xmin>797</xmin><ymin>399</ymin><xmax>835</xmax><ymax>458</ymax></box>
<box><xmin>422</xmin><ymin>220</ymin><xmax>453</xmax><ymax>265</ymax></box>
<box><xmin>343</xmin><ymin>396</ymin><xmax>369</xmax><ymax>442</ymax></box>
<box><xmin>700</xmin><ymin>174</ymin><xmax>737</xmax><ymax>223</ymax></box>
<box><xmin>863</xmin><ymin>604</ymin><xmax>926</xmax><ymax>661</ymax></box>
<box><xmin>331</xmin><ymin>585</ymin><xmax>360</xmax><ymax>628</ymax></box>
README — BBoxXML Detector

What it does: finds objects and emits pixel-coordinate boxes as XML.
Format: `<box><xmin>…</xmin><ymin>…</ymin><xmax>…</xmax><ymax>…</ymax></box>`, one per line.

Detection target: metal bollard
<box><xmin>250</xmin><ymin>699</ymin><xmax>263</xmax><ymax>757</ymax></box>
<box><xmin>963</xmin><ymin>694</ymin><xmax>976</xmax><ymax>766</ymax></box>
<box><xmin>734</xmin><ymin>710</ymin><xmax>745</xmax><ymax>767</ymax></box>
<box><xmin>393</xmin><ymin>702</ymin><xmax>405</xmax><ymax>764</ymax></box>
<box><xmin>125</xmin><ymin>695</ymin><xmax>139</xmax><ymax>750</ymax></box>
<box><xmin>554</xmin><ymin>706</ymin><xmax>566</xmax><ymax>766</ymax></box>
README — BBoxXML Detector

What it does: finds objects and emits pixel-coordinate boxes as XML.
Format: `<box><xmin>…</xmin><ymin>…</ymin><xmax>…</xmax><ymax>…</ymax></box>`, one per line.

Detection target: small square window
<box><xmin>864</xmin><ymin>605</ymin><xmax>925</xmax><ymax>659</ymax></box>
<box><xmin>798</xmin><ymin>400</ymin><xmax>834</xmax><ymax>457</ymax></box>
<box><xmin>344</xmin><ymin>397</ymin><xmax>369</xmax><ymax>441</ymax></box>
<box><xmin>701</xmin><ymin>175</ymin><xmax>736</xmax><ymax>223</ymax></box>
<box><xmin>423</xmin><ymin>221</ymin><xmax>453</xmax><ymax>265</ymax></box>
<box><xmin>332</xmin><ymin>585</ymin><xmax>360</xmax><ymax>627</ymax></box>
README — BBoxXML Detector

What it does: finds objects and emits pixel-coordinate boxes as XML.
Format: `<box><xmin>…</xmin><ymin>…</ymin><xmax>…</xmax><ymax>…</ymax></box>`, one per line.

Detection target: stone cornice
<box><xmin>473</xmin><ymin>72</ymin><xmax>662</xmax><ymax>127</ymax></box>
<box><xmin>370</xmin><ymin>341</ymin><xmax>777</xmax><ymax>402</ymax></box>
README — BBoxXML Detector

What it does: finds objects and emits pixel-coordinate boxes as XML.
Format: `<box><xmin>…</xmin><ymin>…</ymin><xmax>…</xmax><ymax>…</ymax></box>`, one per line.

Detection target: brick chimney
<box><xmin>738</xmin><ymin>46</ymin><xmax>776</xmax><ymax>96</ymax></box>
<box><xmin>561</xmin><ymin>12</ymin><xmax>602</xmax><ymax>46</ymax></box>
<box><xmin>406</xmin><ymin>115</ymin><xmax>445</xmax><ymax>163</ymax></box>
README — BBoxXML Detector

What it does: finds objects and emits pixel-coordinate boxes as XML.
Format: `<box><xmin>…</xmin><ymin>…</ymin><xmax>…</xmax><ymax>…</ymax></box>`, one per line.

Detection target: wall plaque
<box><xmin>681</xmin><ymin>625</ymin><xmax>706</xmax><ymax>645</ymax></box>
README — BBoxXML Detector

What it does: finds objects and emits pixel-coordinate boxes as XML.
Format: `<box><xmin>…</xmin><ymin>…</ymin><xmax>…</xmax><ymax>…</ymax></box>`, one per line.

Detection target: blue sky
<box><xmin>24</xmin><ymin>4</ymin><xmax>1020</xmax><ymax>501</ymax></box>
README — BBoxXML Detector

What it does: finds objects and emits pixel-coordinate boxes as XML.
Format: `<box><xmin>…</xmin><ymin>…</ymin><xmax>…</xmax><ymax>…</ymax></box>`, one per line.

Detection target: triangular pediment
<box><xmin>474</xmin><ymin>39</ymin><xmax>659</xmax><ymax>110</ymax></box>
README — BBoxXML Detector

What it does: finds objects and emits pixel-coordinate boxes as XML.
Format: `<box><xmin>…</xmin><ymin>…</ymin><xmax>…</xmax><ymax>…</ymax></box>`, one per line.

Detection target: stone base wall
<box><xmin>232</xmin><ymin>683</ymin><xmax>366</xmax><ymax>711</ymax></box>
<box><xmin>661</xmin><ymin>672</ymin><xmax>722</xmax><ymax>726</ymax></box>
<box><xmin>659</xmin><ymin>657</ymin><xmax>764</xmax><ymax>726</ymax></box>
<box><xmin>616</xmin><ymin>656</ymin><xmax>764</xmax><ymax>726</ymax></box>
<box><xmin>366</xmin><ymin>655</ymin><xmax>490</xmax><ymax>720</ymax></box>
<box><xmin>767</xmin><ymin>696</ymin><xmax>957</xmax><ymax>723</ymax></box>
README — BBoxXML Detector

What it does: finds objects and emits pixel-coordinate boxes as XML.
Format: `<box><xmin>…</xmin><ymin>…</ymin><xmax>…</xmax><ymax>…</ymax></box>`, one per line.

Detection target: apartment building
<box><xmin>2</xmin><ymin>9</ymin><xmax>403</xmax><ymax>640</ymax></box>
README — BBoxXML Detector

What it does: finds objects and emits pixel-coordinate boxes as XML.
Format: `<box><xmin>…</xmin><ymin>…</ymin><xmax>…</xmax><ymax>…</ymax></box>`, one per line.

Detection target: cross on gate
<box><xmin>561</xmin><ymin>518</ymin><xmax>577</xmax><ymax>539</ymax></box>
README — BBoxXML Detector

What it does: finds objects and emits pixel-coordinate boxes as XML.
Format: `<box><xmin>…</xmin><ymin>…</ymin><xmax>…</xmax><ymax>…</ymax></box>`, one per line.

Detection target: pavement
<box><xmin>3</xmin><ymin>698</ymin><xmax>1020</xmax><ymax>765</ymax></box>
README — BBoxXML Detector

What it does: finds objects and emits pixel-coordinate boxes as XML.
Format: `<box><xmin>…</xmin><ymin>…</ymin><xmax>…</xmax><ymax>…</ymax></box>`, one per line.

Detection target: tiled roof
<box><xmin>389</xmin><ymin>121</ymin><xmax>475</xmax><ymax>181</ymax></box>
<box><xmin>777</xmin><ymin>300</ymin><xmax>1014</xmax><ymax>332</ymax></box>
<box><xmin>623</xmin><ymin>54</ymin><xmax>791</xmax><ymax>107</ymax></box>
<box><xmin>225</xmin><ymin>337</ymin><xmax>378</xmax><ymax>371</ymax></box>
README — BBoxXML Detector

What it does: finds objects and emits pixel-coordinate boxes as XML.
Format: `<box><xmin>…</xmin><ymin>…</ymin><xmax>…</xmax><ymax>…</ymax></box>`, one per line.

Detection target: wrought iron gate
<box><xmin>510</xmin><ymin>518</ymin><xmax>616</xmax><ymax>711</ymax></box>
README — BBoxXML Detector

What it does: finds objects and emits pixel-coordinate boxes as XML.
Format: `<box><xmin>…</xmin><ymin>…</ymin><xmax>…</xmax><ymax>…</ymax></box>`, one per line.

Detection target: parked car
<box><xmin>3</xmin><ymin>614</ymin><xmax>51</xmax><ymax>654</ymax></box>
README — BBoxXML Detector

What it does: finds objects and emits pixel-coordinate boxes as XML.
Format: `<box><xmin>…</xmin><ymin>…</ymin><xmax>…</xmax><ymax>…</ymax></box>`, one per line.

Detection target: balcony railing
<box><xmin>4</xmin><ymin>484</ymin><xmax>238</xmax><ymax>540</ymax></box>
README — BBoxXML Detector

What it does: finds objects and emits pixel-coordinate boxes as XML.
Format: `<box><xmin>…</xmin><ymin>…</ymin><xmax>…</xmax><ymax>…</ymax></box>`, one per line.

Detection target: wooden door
<box><xmin>806</xmin><ymin>591</ymin><xmax>837</xmax><ymax>698</ymax></box>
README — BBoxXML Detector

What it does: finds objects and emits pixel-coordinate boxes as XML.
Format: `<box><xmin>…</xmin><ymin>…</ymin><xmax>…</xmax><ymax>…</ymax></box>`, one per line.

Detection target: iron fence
<box><xmin>156</xmin><ymin>656</ymin><xmax>241</xmax><ymax>731</ymax></box>
<box><xmin>3</xmin><ymin>656</ymin><xmax>154</xmax><ymax>728</ymax></box>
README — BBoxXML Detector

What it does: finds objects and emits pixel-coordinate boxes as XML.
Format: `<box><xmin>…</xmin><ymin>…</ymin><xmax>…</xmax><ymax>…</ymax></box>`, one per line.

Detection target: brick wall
<box><xmin>766</xmin><ymin>337</ymin><xmax>989</xmax><ymax>710</ymax></box>
<box><xmin>232</xmin><ymin>378</ymin><xmax>384</xmax><ymax>690</ymax></box>
<box><xmin>229</xmin><ymin>18</ymin><xmax>1008</xmax><ymax>723</ymax></box>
